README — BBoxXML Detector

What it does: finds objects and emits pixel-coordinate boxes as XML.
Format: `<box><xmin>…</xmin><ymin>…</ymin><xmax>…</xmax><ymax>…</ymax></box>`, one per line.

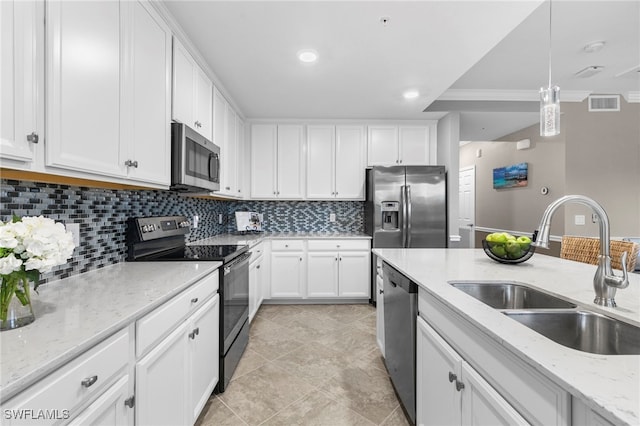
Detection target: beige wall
<box><xmin>459</xmin><ymin>98</ymin><xmax>640</xmax><ymax>242</ymax></box>
<box><xmin>459</xmin><ymin>120</ymin><xmax>566</xmax><ymax>237</ymax></box>
<box><xmin>437</xmin><ymin>112</ymin><xmax>461</xmax><ymax>246</ymax></box>
<box><xmin>563</xmin><ymin>99</ymin><xmax>640</xmax><ymax>238</ymax></box>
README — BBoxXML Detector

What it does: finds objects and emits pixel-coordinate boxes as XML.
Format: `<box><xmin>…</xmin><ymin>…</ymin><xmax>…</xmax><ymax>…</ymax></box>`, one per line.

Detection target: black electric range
<box><xmin>126</xmin><ymin>215</ymin><xmax>250</xmax><ymax>393</ymax></box>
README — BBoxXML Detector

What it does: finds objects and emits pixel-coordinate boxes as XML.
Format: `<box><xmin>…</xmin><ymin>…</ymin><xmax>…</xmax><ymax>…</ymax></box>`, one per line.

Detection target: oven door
<box><xmin>222</xmin><ymin>252</ymin><xmax>251</xmax><ymax>353</ymax></box>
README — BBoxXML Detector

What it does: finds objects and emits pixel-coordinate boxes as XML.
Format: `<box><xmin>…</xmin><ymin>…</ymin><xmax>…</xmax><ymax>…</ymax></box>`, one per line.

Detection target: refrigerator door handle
<box><xmin>406</xmin><ymin>185</ymin><xmax>412</xmax><ymax>247</ymax></box>
<box><xmin>401</xmin><ymin>185</ymin><xmax>407</xmax><ymax>247</ymax></box>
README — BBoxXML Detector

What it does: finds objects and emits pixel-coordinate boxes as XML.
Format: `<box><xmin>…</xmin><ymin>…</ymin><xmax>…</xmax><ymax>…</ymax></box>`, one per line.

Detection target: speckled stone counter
<box><xmin>191</xmin><ymin>232</ymin><xmax>371</xmax><ymax>248</ymax></box>
<box><xmin>0</xmin><ymin>261</ymin><xmax>221</xmax><ymax>403</ymax></box>
<box><xmin>373</xmin><ymin>248</ymin><xmax>640</xmax><ymax>425</ymax></box>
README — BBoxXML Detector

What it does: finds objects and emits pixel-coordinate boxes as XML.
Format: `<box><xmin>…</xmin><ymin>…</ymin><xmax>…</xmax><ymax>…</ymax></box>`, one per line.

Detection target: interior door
<box><xmin>459</xmin><ymin>166</ymin><xmax>476</xmax><ymax>248</ymax></box>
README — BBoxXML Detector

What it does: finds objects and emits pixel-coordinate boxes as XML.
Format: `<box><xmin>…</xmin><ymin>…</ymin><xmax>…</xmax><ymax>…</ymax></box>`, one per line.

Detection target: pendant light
<box><xmin>540</xmin><ymin>0</ymin><xmax>560</xmax><ymax>136</ymax></box>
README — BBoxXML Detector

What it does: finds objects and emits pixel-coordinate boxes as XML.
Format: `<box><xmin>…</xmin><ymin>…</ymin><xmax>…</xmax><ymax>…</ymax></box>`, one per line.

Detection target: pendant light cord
<box><xmin>548</xmin><ymin>0</ymin><xmax>553</xmax><ymax>88</ymax></box>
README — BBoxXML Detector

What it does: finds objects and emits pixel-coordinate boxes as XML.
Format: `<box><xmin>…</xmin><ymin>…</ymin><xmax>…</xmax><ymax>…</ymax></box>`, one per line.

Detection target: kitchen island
<box><xmin>373</xmin><ymin>248</ymin><xmax>639</xmax><ymax>426</ymax></box>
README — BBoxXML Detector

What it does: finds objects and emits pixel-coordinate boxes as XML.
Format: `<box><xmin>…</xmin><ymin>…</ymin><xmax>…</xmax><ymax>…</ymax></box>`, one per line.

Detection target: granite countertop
<box><xmin>373</xmin><ymin>248</ymin><xmax>640</xmax><ymax>425</ymax></box>
<box><xmin>0</xmin><ymin>261</ymin><xmax>222</xmax><ymax>403</ymax></box>
<box><xmin>190</xmin><ymin>231</ymin><xmax>371</xmax><ymax>248</ymax></box>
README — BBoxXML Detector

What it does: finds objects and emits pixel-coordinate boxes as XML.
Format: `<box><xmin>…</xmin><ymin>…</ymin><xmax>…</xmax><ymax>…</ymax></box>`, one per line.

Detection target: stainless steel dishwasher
<box><xmin>383</xmin><ymin>261</ymin><xmax>418</xmax><ymax>424</ymax></box>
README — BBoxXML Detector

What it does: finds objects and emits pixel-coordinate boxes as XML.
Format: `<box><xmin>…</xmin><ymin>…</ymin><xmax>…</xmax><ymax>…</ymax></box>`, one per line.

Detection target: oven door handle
<box><xmin>224</xmin><ymin>252</ymin><xmax>252</xmax><ymax>275</ymax></box>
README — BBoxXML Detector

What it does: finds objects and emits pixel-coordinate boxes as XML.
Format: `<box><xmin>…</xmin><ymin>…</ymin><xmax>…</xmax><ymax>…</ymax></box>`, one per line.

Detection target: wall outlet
<box><xmin>575</xmin><ymin>214</ymin><xmax>586</xmax><ymax>226</ymax></box>
<box><xmin>193</xmin><ymin>215</ymin><xmax>199</xmax><ymax>229</ymax></box>
<box><xmin>218</xmin><ymin>213</ymin><xmax>223</xmax><ymax>225</ymax></box>
<box><xmin>329</xmin><ymin>213</ymin><xmax>336</xmax><ymax>222</ymax></box>
<box><xmin>66</xmin><ymin>223</ymin><xmax>80</xmax><ymax>246</ymax></box>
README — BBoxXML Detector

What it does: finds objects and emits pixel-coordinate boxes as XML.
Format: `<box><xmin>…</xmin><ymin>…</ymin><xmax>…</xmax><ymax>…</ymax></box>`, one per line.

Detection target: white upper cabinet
<box><xmin>368</xmin><ymin>124</ymin><xmax>434</xmax><ymax>166</ymax></box>
<box><xmin>214</xmin><ymin>87</ymin><xmax>243</xmax><ymax>198</ymax></box>
<box><xmin>335</xmin><ymin>125</ymin><xmax>366</xmax><ymax>198</ymax></box>
<box><xmin>46</xmin><ymin>0</ymin><xmax>123</xmax><ymax>177</ymax></box>
<box><xmin>121</xmin><ymin>0</ymin><xmax>171</xmax><ymax>185</ymax></box>
<box><xmin>306</xmin><ymin>124</ymin><xmax>366</xmax><ymax>200</ymax></box>
<box><xmin>0</xmin><ymin>0</ymin><xmax>38</xmax><ymax>164</ymax></box>
<box><xmin>250</xmin><ymin>124</ymin><xmax>304</xmax><ymax>199</ymax></box>
<box><xmin>45</xmin><ymin>0</ymin><xmax>171</xmax><ymax>185</ymax></box>
<box><xmin>172</xmin><ymin>38</ymin><xmax>212</xmax><ymax>140</ymax></box>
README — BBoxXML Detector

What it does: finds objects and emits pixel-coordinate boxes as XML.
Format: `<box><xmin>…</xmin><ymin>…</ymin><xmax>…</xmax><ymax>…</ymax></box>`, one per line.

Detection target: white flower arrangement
<box><xmin>0</xmin><ymin>216</ymin><xmax>75</xmax><ymax>327</ymax></box>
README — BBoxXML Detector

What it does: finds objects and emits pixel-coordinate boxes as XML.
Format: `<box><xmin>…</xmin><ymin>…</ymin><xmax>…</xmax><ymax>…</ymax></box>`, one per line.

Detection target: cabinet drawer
<box><xmin>308</xmin><ymin>239</ymin><xmax>370</xmax><ymax>251</ymax></box>
<box><xmin>3</xmin><ymin>329</ymin><xmax>129</xmax><ymax>425</ymax></box>
<box><xmin>271</xmin><ymin>240</ymin><xmax>304</xmax><ymax>251</ymax></box>
<box><xmin>250</xmin><ymin>243</ymin><xmax>264</xmax><ymax>263</ymax></box>
<box><xmin>136</xmin><ymin>270</ymin><xmax>219</xmax><ymax>357</ymax></box>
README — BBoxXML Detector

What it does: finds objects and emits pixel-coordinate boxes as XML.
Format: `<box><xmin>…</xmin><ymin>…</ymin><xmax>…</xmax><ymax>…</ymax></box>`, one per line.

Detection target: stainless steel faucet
<box><xmin>532</xmin><ymin>195</ymin><xmax>629</xmax><ymax>307</ymax></box>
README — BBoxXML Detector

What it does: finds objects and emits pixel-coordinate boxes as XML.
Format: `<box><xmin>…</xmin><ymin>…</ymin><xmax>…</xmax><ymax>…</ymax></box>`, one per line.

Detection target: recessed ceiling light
<box><xmin>297</xmin><ymin>49</ymin><xmax>318</xmax><ymax>63</ymax></box>
<box><xmin>403</xmin><ymin>90</ymin><xmax>420</xmax><ymax>100</ymax></box>
<box><xmin>575</xmin><ymin>65</ymin><xmax>604</xmax><ymax>78</ymax></box>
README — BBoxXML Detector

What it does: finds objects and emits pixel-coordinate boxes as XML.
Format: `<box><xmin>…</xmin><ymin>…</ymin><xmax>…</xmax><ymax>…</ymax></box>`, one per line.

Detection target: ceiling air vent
<box><xmin>588</xmin><ymin>95</ymin><xmax>620</xmax><ymax>112</ymax></box>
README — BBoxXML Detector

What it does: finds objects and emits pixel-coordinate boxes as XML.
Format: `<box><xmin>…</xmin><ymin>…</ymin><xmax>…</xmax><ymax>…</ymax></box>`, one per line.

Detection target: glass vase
<box><xmin>0</xmin><ymin>276</ymin><xmax>36</xmax><ymax>331</ymax></box>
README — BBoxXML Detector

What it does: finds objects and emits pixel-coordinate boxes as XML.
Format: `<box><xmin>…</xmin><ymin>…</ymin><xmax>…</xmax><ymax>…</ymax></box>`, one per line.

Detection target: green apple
<box><xmin>516</xmin><ymin>235</ymin><xmax>532</xmax><ymax>250</ymax></box>
<box><xmin>503</xmin><ymin>232</ymin><xmax>516</xmax><ymax>241</ymax></box>
<box><xmin>490</xmin><ymin>245</ymin><xmax>507</xmax><ymax>258</ymax></box>
<box><xmin>492</xmin><ymin>233</ymin><xmax>508</xmax><ymax>243</ymax></box>
<box><xmin>506</xmin><ymin>241</ymin><xmax>523</xmax><ymax>258</ymax></box>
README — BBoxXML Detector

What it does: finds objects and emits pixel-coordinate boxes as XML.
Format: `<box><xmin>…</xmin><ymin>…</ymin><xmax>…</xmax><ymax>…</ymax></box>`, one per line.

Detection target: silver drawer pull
<box><xmin>81</xmin><ymin>375</ymin><xmax>98</xmax><ymax>388</ymax></box>
<box><xmin>191</xmin><ymin>297</ymin><xmax>198</xmax><ymax>304</ymax></box>
<box><xmin>448</xmin><ymin>372</ymin><xmax>457</xmax><ymax>383</ymax></box>
<box><xmin>456</xmin><ymin>380</ymin><xmax>465</xmax><ymax>391</ymax></box>
<box><xmin>189</xmin><ymin>327</ymin><xmax>200</xmax><ymax>339</ymax></box>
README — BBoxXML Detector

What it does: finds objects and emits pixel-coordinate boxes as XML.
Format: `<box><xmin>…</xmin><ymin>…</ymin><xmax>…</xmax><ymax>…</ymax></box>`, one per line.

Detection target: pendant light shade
<box><xmin>540</xmin><ymin>85</ymin><xmax>560</xmax><ymax>136</ymax></box>
<box><xmin>540</xmin><ymin>0</ymin><xmax>560</xmax><ymax>137</ymax></box>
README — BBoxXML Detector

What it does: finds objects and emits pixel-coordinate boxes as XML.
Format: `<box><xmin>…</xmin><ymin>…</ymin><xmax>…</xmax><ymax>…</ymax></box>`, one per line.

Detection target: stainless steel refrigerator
<box><xmin>366</xmin><ymin>165</ymin><xmax>447</xmax><ymax>303</ymax></box>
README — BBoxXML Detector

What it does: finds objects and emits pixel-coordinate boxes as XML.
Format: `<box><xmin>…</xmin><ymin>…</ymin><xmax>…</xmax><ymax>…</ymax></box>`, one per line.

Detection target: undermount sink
<box><xmin>449</xmin><ymin>281</ymin><xmax>577</xmax><ymax>309</ymax></box>
<box><xmin>503</xmin><ymin>310</ymin><xmax>640</xmax><ymax>355</ymax></box>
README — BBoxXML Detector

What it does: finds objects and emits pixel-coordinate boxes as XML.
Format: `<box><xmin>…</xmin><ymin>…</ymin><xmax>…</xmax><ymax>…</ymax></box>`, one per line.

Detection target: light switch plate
<box><xmin>66</xmin><ymin>223</ymin><xmax>80</xmax><ymax>246</ymax></box>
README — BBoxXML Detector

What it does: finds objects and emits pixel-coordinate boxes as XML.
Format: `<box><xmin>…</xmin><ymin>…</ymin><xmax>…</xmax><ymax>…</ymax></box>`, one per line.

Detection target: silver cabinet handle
<box><xmin>238</xmin><ymin>189</ymin><xmax>241</xmax><ymax>193</ymax></box>
<box><xmin>399</xmin><ymin>159</ymin><xmax>403</xmax><ymax>164</ymax></box>
<box><xmin>124</xmin><ymin>160</ymin><xmax>138</xmax><ymax>168</ymax></box>
<box><xmin>189</xmin><ymin>327</ymin><xmax>200</xmax><ymax>339</ymax></box>
<box><xmin>456</xmin><ymin>380</ymin><xmax>465</xmax><ymax>391</ymax></box>
<box><xmin>124</xmin><ymin>396</ymin><xmax>135</xmax><ymax>408</ymax></box>
<box><xmin>225</xmin><ymin>186</ymin><xmax>231</xmax><ymax>190</ymax></box>
<box><xmin>191</xmin><ymin>297</ymin><xmax>198</xmax><ymax>304</ymax></box>
<box><xmin>379</xmin><ymin>289</ymin><xmax>384</xmax><ymax>294</ymax></box>
<box><xmin>448</xmin><ymin>372</ymin><xmax>456</xmax><ymax>383</ymax></box>
<box><xmin>256</xmin><ymin>265</ymin><xmax>260</xmax><ymax>269</ymax></box>
<box><xmin>81</xmin><ymin>375</ymin><xmax>98</xmax><ymax>388</ymax></box>
<box><xmin>27</xmin><ymin>132</ymin><xmax>39</xmax><ymax>143</ymax></box>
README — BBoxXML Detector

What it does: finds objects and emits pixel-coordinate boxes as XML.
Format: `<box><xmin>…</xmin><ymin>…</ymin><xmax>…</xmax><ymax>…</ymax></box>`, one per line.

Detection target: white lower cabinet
<box><xmin>417</xmin><ymin>316</ymin><xmax>528</xmax><ymax>426</ymax></box>
<box><xmin>376</xmin><ymin>272</ymin><xmax>385</xmax><ymax>357</ymax></box>
<box><xmin>136</xmin><ymin>294</ymin><xmax>219</xmax><ymax>426</ymax></box>
<box><xmin>270</xmin><ymin>249</ymin><xmax>305</xmax><ymax>298</ymax></box>
<box><xmin>69</xmin><ymin>375</ymin><xmax>131</xmax><ymax>426</ymax></box>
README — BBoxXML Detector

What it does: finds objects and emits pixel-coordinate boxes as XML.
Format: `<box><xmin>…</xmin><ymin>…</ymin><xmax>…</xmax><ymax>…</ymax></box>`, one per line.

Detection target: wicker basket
<box><xmin>561</xmin><ymin>236</ymin><xmax>640</xmax><ymax>272</ymax></box>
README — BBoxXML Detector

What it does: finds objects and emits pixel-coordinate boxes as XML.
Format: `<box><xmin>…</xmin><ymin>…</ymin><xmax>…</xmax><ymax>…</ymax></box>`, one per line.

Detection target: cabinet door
<box><xmin>306</xmin><ymin>125</ymin><xmax>335</xmax><ymax>199</ymax></box>
<box><xmin>250</xmin><ymin>124</ymin><xmax>277</xmax><ymax>199</ymax></box>
<box><xmin>416</xmin><ymin>316</ymin><xmax>462</xmax><ymax>426</ymax></box>
<box><xmin>461</xmin><ymin>362</ymin><xmax>529</xmax><ymax>426</ymax></box>
<box><xmin>399</xmin><ymin>126</ymin><xmax>430</xmax><ymax>165</ymax></box>
<box><xmin>69</xmin><ymin>376</ymin><xmax>131</xmax><ymax>426</ymax></box>
<box><xmin>236</xmin><ymin>117</ymin><xmax>245</xmax><ymax>197</ymax></box>
<box><xmin>307</xmin><ymin>251</ymin><xmax>339</xmax><ymax>297</ymax></box>
<box><xmin>172</xmin><ymin>38</ymin><xmax>194</xmax><ymax>127</ymax></box>
<box><xmin>376</xmin><ymin>275</ymin><xmax>385</xmax><ymax>357</ymax></box>
<box><xmin>123</xmin><ymin>0</ymin><xmax>171</xmax><ymax>185</ymax></box>
<box><xmin>213</xmin><ymin>86</ymin><xmax>225</xmax><ymax>148</ymax></box>
<box><xmin>136</xmin><ymin>322</ymin><xmax>188</xmax><ymax>426</ymax></box>
<box><xmin>337</xmin><ymin>251</ymin><xmax>370</xmax><ymax>297</ymax></box>
<box><xmin>249</xmin><ymin>260</ymin><xmax>258</xmax><ymax>322</ymax></box>
<box><xmin>188</xmin><ymin>295</ymin><xmax>220</xmax><ymax>424</ymax></box>
<box><xmin>46</xmin><ymin>1</ymin><xmax>123</xmax><ymax>177</ymax></box>
<box><xmin>367</xmin><ymin>126</ymin><xmax>398</xmax><ymax>166</ymax></box>
<box><xmin>221</xmin><ymin>103</ymin><xmax>237</xmax><ymax>194</ymax></box>
<box><xmin>270</xmin><ymin>252</ymin><xmax>304</xmax><ymax>298</ymax></box>
<box><xmin>335</xmin><ymin>125</ymin><xmax>366</xmax><ymax>199</ymax></box>
<box><xmin>0</xmin><ymin>0</ymin><xmax>37</xmax><ymax>163</ymax></box>
<box><xmin>194</xmin><ymin>67</ymin><xmax>212</xmax><ymax>140</ymax></box>
<box><xmin>276</xmin><ymin>124</ymin><xmax>304</xmax><ymax>199</ymax></box>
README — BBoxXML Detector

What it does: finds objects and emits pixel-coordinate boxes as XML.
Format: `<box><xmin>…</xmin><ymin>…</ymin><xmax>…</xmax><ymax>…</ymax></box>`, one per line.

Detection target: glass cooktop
<box><xmin>140</xmin><ymin>244</ymin><xmax>248</xmax><ymax>262</ymax></box>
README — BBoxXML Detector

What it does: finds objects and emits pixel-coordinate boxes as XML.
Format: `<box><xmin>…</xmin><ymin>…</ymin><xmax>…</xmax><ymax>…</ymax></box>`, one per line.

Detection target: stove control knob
<box><xmin>141</xmin><ymin>225</ymin><xmax>149</xmax><ymax>233</ymax></box>
<box><xmin>149</xmin><ymin>224</ymin><xmax>156</xmax><ymax>232</ymax></box>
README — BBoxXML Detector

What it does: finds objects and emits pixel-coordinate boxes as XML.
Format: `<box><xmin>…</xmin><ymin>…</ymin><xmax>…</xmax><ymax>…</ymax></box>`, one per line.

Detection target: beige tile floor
<box><xmin>195</xmin><ymin>304</ymin><xmax>411</xmax><ymax>426</ymax></box>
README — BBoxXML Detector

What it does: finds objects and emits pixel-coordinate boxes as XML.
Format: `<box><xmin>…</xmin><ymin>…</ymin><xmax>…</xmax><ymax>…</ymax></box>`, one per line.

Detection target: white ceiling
<box><xmin>162</xmin><ymin>1</ymin><xmax>640</xmax><ymax>140</ymax></box>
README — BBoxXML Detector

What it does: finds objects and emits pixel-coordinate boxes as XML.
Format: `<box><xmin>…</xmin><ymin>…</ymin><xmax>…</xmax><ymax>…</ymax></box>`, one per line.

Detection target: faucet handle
<box><xmin>605</xmin><ymin>251</ymin><xmax>630</xmax><ymax>289</ymax></box>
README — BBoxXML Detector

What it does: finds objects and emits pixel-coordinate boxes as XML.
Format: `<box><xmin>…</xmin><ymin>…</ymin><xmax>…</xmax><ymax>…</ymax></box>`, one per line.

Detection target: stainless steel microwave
<box><xmin>171</xmin><ymin>123</ymin><xmax>220</xmax><ymax>193</ymax></box>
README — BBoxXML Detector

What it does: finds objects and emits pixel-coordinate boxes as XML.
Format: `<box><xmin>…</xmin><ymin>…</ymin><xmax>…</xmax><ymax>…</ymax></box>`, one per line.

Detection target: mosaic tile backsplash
<box><xmin>0</xmin><ymin>179</ymin><xmax>365</xmax><ymax>285</ymax></box>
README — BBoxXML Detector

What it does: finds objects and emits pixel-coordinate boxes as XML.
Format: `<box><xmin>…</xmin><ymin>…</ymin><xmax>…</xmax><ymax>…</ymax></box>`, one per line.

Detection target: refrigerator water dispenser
<box><xmin>381</xmin><ymin>201</ymin><xmax>399</xmax><ymax>230</ymax></box>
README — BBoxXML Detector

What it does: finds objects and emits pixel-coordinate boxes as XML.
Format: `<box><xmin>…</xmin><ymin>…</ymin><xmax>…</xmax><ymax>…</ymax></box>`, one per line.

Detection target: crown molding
<box><xmin>439</xmin><ymin>89</ymin><xmax>591</xmax><ymax>102</ymax></box>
